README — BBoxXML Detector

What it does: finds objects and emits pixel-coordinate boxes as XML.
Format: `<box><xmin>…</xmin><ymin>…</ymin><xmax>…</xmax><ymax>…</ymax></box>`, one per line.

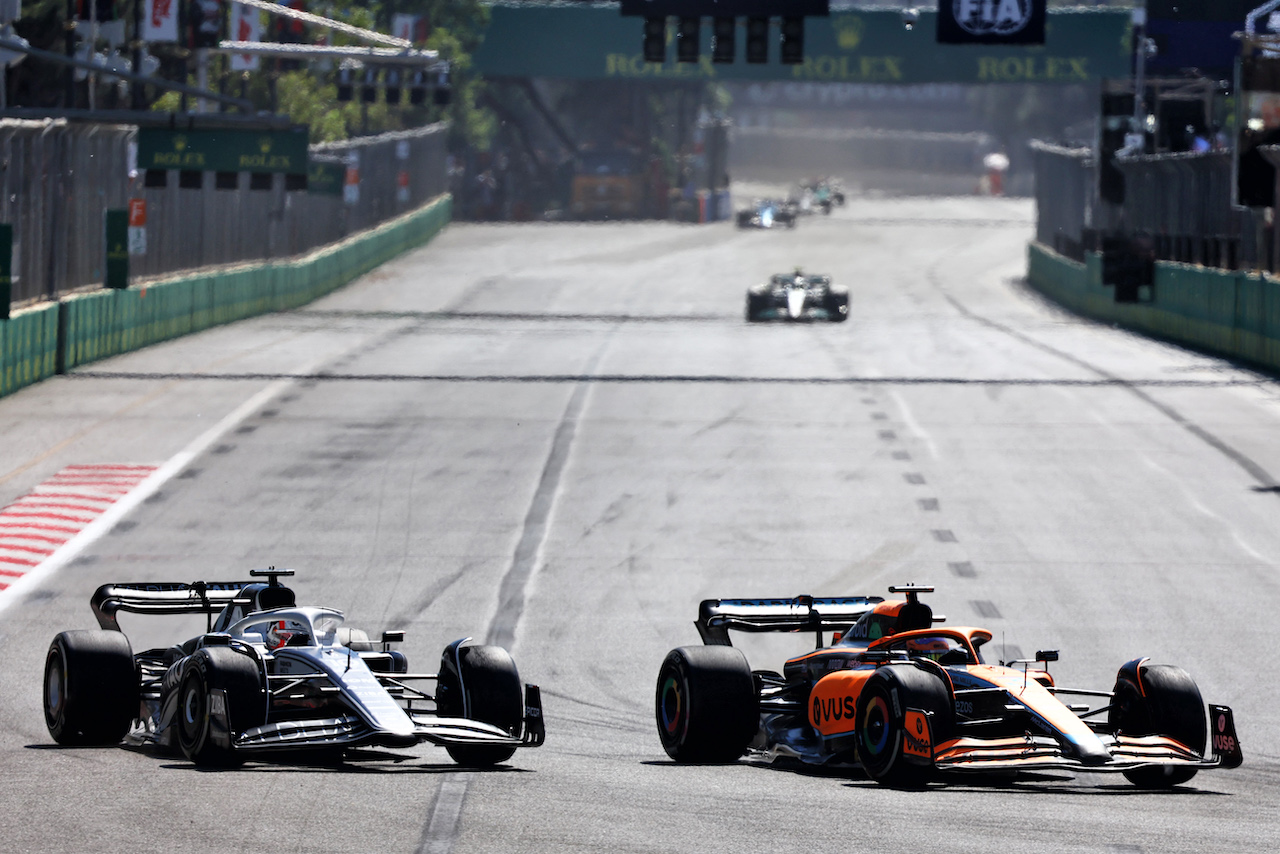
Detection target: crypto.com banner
<box><xmin>937</xmin><ymin>0</ymin><xmax>1046</xmax><ymax>45</ymax></box>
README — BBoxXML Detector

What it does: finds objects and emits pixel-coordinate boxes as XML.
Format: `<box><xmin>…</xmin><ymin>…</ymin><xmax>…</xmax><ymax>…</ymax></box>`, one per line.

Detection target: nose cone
<box><xmin>1067</xmin><ymin>731</ymin><xmax>1112</xmax><ymax>766</ymax></box>
<box><xmin>787</xmin><ymin>289</ymin><xmax>806</xmax><ymax>318</ymax></box>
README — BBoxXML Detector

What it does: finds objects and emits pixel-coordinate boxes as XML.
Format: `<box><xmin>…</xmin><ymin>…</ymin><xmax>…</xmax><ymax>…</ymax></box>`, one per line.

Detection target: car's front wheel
<box><xmin>175</xmin><ymin>646</ymin><xmax>265</xmax><ymax>767</ymax></box>
<box><xmin>439</xmin><ymin>644</ymin><xmax>524</xmax><ymax>767</ymax></box>
<box><xmin>825</xmin><ymin>288</ymin><xmax>849</xmax><ymax>322</ymax></box>
<box><xmin>1109</xmin><ymin>663</ymin><xmax>1206</xmax><ymax>788</ymax></box>
<box><xmin>856</xmin><ymin>664</ymin><xmax>951</xmax><ymax>788</ymax></box>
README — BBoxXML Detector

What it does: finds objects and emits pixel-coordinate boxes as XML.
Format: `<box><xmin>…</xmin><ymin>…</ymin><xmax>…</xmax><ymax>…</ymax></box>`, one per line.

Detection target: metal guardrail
<box><xmin>0</xmin><ymin>120</ymin><xmax>447</xmax><ymax>306</ymax></box>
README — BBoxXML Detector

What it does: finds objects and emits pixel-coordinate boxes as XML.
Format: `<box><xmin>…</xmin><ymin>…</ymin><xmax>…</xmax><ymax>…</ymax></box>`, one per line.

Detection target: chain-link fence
<box><xmin>1030</xmin><ymin>141</ymin><xmax>1094</xmax><ymax>257</ymax></box>
<box><xmin>1031</xmin><ymin>140</ymin><xmax>1268</xmax><ymax>272</ymax></box>
<box><xmin>0</xmin><ymin>120</ymin><xmax>447</xmax><ymax>306</ymax></box>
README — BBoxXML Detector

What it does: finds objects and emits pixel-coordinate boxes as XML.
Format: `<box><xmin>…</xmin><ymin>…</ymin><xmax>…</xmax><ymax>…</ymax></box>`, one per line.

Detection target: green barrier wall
<box><xmin>1026</xmin><ymin>241</ymin><xmax>1280</xmax><ymax>373</ymax></box>
<box><xmin>0</xmin><ymin>302</ymin><xmax>60</xmax><ymax>398</ymax></box>
<box><xmin>57</xmin><ymin>194</ymin><xmax>451</xmax><ymax>372</ymax></box>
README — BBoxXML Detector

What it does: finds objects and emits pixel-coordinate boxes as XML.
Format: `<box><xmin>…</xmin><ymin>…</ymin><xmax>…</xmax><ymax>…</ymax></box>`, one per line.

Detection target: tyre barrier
<box><xmin>1027</xmin><ymin>241</ymin><xmax>1280</xmax><ymax>374</ymax></box>
<box><xmin>0</xmin><ymin>194</ymin><xmax>450</xmax><ymax>396</ymax></box>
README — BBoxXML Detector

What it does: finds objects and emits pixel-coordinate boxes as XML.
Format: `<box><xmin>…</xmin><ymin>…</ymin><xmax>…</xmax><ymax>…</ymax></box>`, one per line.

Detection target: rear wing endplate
<box><xmin>696</xmin><ymin>595</ymin><xmax>883</xmax><ymax>647</ymax></box>
<box><xmin>91</xmin><ymin>581</ymin><xmax>254</xmax><ymax>631</ymax></box>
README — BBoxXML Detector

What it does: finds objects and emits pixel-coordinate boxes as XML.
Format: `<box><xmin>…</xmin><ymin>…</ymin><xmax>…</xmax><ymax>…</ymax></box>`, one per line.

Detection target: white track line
<box><xmin>0</xmin><ymin>379</ymin><xmax>292</xmax><ymax>618</ymax></box>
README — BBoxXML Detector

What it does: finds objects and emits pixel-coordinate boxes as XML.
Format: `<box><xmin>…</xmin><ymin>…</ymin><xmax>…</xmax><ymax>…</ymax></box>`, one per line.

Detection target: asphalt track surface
<box><xmin>0</xmin><ymin>197</ymin><xmax>1278</xmax><ymax>853</ymax></box>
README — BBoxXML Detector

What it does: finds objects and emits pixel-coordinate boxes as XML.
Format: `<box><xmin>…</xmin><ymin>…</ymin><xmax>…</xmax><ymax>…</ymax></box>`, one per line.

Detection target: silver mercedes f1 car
<box><xmin>746</xmin><ymin>270</ymin><xmax>849</xmax><ymax>323</ymax></box>
<box><xmin>43</xmin><ymin>568</ymin><xmax>544</xmax><ymax>767</ymax></box>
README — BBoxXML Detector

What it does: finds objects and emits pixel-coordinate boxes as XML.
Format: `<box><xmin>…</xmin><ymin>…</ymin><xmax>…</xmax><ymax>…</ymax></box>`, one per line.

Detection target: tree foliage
<box><xmin>11</xmin><ymin>0</ymin><xmax>492</xmax><ymax>146</ymax></box>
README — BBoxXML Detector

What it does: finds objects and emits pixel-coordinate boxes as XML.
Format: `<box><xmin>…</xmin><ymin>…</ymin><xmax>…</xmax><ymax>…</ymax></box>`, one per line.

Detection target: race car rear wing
<box><xmin>696</xmin><ymin>595</ymin><xmax>883</xmax><ymax>647</ymax></box>
<box><xmin>91</xmin><ymin>581</ymin><xmax>255</xmax><ymax>631</ymax></box>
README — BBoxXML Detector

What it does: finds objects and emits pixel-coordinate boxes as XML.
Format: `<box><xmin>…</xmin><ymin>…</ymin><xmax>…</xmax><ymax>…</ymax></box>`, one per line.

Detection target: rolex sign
<box><xmin>937</xmin><ymin>0</ymin><xmax>1045</xmax><ymax>45</ymax></box>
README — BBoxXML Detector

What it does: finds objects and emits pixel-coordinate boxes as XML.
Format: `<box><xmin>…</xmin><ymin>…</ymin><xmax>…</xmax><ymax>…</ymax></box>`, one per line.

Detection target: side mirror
<box><xmin>382</xmin><ymin>630</ymin><xmax>406</xmax><ymax>644</ymax></box>
<box><xmin>1035</xmin><ymin>649</ymin><xmax>1059</xmax><ymax>663</ymax></box>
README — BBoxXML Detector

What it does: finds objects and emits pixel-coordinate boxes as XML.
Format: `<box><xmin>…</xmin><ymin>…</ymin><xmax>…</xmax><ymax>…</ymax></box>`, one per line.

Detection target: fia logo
<box><xmin>953</xmin><ymin>0</ymin><xmax>1033</xmax><ymax>37</ymax></box>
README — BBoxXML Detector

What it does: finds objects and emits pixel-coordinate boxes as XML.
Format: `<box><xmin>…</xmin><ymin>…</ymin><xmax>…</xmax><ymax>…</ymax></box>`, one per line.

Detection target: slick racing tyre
<box><xmin>44</xmin><ymin>630</ymin><xmax>138</xmax><ymax>745</ymax></box>
<box><xmin>176</xmin><ymin>646</ymin><xmax>266</xmax><ymax>767</ymax></box>
<box><xmin>855</xmin><ymin>664</ymin><xmax>952</xmax><ymax>789</ymax></box>
<box><xmin>746</xmin><ymin>291</ymin><xmax>767</xmax><ymax>322</ymax></box>
<box><xmin>439</xmin><ymin>644</ymin><xmax>524</xmax><ymax>767</ymax></box>
<box><xmin>1109</xmin><ymin>663</ymin><xmax>1206</xmax><ymax>788</ymax></box>
<box><xmin>825</xmin><ymin>288</ymin><xmax>849</xmax><ymax>323</ymax></box>
<box><xmin>655</xmin><ymin>646</ymin><xmax>758</xmax><ymax>763</ymax></box>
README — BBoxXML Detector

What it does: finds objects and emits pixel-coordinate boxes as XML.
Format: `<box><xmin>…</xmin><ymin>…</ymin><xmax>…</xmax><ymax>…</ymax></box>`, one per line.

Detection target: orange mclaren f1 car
<box><xmin>655</xmin><ymin>585</ymin><xmax>1241</xmax><ymax>788</ymax></box>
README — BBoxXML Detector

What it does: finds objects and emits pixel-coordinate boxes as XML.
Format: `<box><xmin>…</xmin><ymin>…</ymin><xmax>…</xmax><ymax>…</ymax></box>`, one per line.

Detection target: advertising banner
<box><xmin>473</xmin><ymin>7</ymin><xmax>1124</xmax><ymax>84</ymax></box>
<box><xmin>392</xmin><ymin>13</ymin><xmax>427</xmax><ymax>44</ymax></box>
<box><xmin>143</xmin><ymin>0</ymin><xmax>179</xmax><ymax>42</ymax></box>
<box><xmin>137</xmin><ymin>127</ymin><xmax>309</xmax><ymax>175</ymax></box>
<box><xmin>127</xmin><ymin>199</ymin><xmax>147</xmax><ymax>256</ymax></box>
<box><xmin>229</xmin><ymin>3</ymin><xmax>263</xmax><ymax>71</ymax></box>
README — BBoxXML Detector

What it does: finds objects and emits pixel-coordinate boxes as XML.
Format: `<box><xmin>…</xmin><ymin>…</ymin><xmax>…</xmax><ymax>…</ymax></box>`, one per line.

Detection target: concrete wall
<box><xmin>1027</xmin><ymin>241</ymin><xmax>1280</xmax><ymax>372</ymax></box>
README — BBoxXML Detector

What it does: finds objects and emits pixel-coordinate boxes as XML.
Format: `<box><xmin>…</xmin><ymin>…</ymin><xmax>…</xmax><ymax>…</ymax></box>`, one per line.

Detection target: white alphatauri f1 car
<box><xmin>43</xmin><ymin>568</ymin><xmax>544</xmax><ymax>767</ymax></box>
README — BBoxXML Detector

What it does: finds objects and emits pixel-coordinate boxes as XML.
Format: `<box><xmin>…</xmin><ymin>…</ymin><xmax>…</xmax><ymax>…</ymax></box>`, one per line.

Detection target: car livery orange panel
<box><xmin>903</xmin><ymin>710</ymin><xmax>933</xmax><ymax>759</ymax></box>
<box><xmin>809</xmin><ymin>670</ymin><xmax>874</xmax><ymax>736</ymax></box>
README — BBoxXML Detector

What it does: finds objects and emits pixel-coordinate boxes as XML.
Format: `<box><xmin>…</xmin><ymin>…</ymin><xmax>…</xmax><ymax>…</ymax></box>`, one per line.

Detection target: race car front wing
<box><xmin>226</xmin><ymin>684</ymin><xmax>545</xmax><ymax>753</ymax></box>
<box><xmin>912</xmin><ymin>704</ymin><xmax>1242</xmax><ymax>775</ymax></box>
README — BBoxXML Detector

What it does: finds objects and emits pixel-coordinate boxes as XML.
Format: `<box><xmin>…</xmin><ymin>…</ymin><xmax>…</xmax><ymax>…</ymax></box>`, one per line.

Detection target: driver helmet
<box><xmin>904</xmin><ymin>636</ymin><xmax>954</xmax><ymax>660</ymax></box>
<box><xmin>266</xmin><ymin>619</ymin><xmax>308</xmax><ymax>649</ymax></box>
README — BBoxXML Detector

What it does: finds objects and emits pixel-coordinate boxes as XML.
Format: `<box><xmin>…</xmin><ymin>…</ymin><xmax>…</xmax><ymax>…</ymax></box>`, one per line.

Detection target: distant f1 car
<box><xmin>798</xmin><ymin>178</ymin><xmax>845</xmax><ymax>214</ymax></box>
<box><xmin>746</xmin><ymin>270</ymin><xmax>848</xmax><ymax>322</ymax></box>
<box><xmin>655</xmin><ymin>585</ymin><xmax>1242</xmax><ymax>788</ymax></box>
<box><xmin>736</xmin><ymin>199</ymin><xmax>796</xmax><ymax>229</ymax></box>
<box><xmin>43</xmin><ymin>568</ymin><xmax>545</xmax><ymax>767</ymax></box>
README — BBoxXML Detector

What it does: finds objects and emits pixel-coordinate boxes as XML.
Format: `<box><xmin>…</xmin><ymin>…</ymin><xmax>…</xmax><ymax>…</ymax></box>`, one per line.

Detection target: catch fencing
<box><xmin>0</xmin><ymin>120</ymin><xmax>448</xmax><ymax>306</ymax></box>
<box><xmin>1030</xmin><ymin>140</ymin><xmax>1267</xmax><ymax>271</ymax></box>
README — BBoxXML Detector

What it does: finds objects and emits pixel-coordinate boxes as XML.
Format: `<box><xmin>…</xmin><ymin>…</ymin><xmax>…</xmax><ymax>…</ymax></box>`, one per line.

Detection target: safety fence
<box><xmin>0</xmin><ymin>193</ymin><xmax>451</xmax><ymax>397</ymax></box>
<box><xmin>1030</xmin><ymin>141</ymin><xmax>1267</xmax><ymax>271</ymax></box>
<box><xmin>0</xmin><ymin>120</ymin><xmax>448</xmax><ymax>305</ymax></box>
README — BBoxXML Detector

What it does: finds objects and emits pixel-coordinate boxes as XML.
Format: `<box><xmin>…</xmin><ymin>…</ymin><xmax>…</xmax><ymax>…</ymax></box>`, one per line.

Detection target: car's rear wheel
<box><xmin>44</xmin><ymin>630</ymin><xmax>138</xmax><ymax>745</ymax></box>
<box><xmin>1109</xmin><ymin>663</ymin><xmax>1205</xmax><ymax>788</ymax></box>
<box><xmin>176</xmin><ymin>646</ymin><xmax>265</xmax><ymax>767</ymax></box>
<box><xmin>440</xmin><ymin>644</ymin><xmax>524</xmax><ymax>767</ymax></box>
<box><xmin>856</xmin><ymin>664</ymin><xmax>952</xmax><ymax>789</ymax></box>
<box><xmin>655</xmin><ymin>646</ymin><xmax>758</xmax><ymax>763</ymax></box>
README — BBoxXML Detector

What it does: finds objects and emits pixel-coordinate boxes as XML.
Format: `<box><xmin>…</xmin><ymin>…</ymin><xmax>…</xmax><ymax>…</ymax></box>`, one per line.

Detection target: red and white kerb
<box><xmin>0</xmin><ymin>465</ymin><xmax>158</xmax><ymax>591</ymax></box>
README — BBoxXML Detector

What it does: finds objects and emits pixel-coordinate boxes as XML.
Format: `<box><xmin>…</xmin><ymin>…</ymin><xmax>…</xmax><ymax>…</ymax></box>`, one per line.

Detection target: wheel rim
<box><xmin>179</xmin><ymin>676</ymin><xmax>206</xmax><ymax>749</ymax></box>
<box><xmin>44</xmin><ymin>651</ymin><xmax>65</xmax><ymax>726</ymax></box>
<box><xmin>657</xmin><ymin>670</ymin><xmax>686</xmax><ymax>746</ymax></box>
<box><xmin>861</xmin><ymin>694</ymin><xmax>892</xmax><ymax>765</ymax></box>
